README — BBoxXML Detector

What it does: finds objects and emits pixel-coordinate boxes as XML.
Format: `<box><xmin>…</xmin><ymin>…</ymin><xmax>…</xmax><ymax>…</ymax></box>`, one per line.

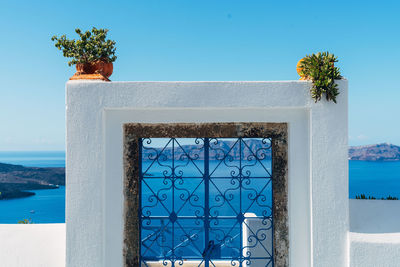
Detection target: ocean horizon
<box><xmin>0</xmin><ymin>151</ymin><xmax>65</xmax><ymax>168</ymax></box>
<box><xmin>0</xmin><ymin>151</ymin><xmax>399</xmax><ymax>223</ymax></box>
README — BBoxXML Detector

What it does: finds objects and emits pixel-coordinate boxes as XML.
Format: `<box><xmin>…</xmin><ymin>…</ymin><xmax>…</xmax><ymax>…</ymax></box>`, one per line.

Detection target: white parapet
<box><xmin>350</xmin><ymin>199</ymin><xmax>400</xmax><ymax>233</ymax></box>
<box><xmin>66</xmin><ymin>80</ymin><xmax>348</xmax><ymax>267</ymax></box>
<box><xmin>350</xmin><ymin>232</ymin><xmax>400</xmax><ymax>267</ymax></box>
<box><xmin>0</xmin><ymin>224</ymin><xmax>65</xmax><ymax>267</ymax></box>
<box><xmin>349</xmin><ymin>199</ymin><xmax>400</xmax><ymax>267</ymax></box>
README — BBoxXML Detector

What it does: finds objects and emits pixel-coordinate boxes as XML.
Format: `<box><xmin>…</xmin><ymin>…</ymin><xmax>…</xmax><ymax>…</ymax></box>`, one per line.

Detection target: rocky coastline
<box><xmin>349</xmin><ymin>143</ymin><xmax>400</xmax><ymax>161</ymax></box>
<box><xmin>0</xmin><ymin>143</ymin><xmax>398</xmax><ymax>199</ymax></box>
<box><xmin>0</xmin><ymin>162</ymin><xmax>65</xmax><ymax>200</ymax></box>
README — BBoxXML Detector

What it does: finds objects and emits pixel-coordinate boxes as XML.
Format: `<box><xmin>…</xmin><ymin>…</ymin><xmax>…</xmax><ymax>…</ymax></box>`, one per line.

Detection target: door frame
<box><xmin>123</xmin><ymin>122</ymin><xmax>289</xmax><ymax>267</ymax></box>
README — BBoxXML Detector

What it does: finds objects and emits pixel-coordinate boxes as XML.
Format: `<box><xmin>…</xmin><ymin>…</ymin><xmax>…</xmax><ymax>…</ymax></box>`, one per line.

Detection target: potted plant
<box><xmin>297</xmin><ymin>52</ymin><xmax>342</xmax><ymax>103</ymax></box>
<box><xmin>51</xmin><ymin>27</ymin><xmax>117</xmax><ymax>81</ymax></box>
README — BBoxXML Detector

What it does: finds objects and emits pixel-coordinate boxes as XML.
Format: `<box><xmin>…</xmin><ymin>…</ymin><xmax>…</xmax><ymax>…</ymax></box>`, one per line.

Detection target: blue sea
<box><xmin>0</xmin><ymin>151</ymin><xmax>65</xmax><ymax>224</ymax></box>
<box><xmin>0</xmin><ymin>151</ymin><xmax>399</xmax><ymax>223</ymax></box>
<box><xmin>0</xmin><ymin>151</ymin><xmax>65</xmax><ymax>168</ymax></box>
<box><xmin>349</xmin><ymin>160</ymin><xmax>400</xmax><ymax>199</ymax></box>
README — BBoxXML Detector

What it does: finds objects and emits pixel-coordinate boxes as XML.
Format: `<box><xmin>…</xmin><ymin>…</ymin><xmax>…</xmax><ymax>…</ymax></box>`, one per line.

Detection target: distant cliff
<box><xmin>349</xmin><ymin>143</ymin><xmax>400</xmax><ymax>161</ymax></box>
<box><xmin>143</xmin><ymin>141</ymin><xmax>400</xmax><ymax>162</ymax></box>
<box><xmin>0</xmin><ymin>163</ymin><xmax>65</xmax><ymax>200</ymax></box>
<box><xmin>142</xmin><ymin>139</ymin><xmax>272</xmax><ymax>161</ymax></box>
<box><xmin>1</xmin><ymin>142</ymin><xmax>396</xmax><ymax>200</ymax></box>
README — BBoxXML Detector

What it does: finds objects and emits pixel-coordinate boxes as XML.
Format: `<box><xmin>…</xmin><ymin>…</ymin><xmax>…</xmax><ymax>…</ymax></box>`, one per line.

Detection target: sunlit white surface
<box><xmin>0</xmin><ymin>224</ymin><xmax>65</xmax><ymax>267</ymax></box>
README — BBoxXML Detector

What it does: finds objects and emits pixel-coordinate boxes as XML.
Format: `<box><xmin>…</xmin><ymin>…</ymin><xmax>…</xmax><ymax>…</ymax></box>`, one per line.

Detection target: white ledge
<box><xmin>0</xmin><ymin>224</ymin><xmax>65</xmax><ymax>267</ymax></box>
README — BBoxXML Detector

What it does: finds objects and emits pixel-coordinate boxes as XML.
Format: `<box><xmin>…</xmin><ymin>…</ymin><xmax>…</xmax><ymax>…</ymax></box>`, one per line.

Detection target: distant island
<box><xmin>143</xmin><ymin>140</ymin><xmax>400</xmax><ymax>162</ymax></box>
<box><xmin>0</xmin><ymin>162</ymin><xmax>65</xmax><ymax>200</ymax></box>
<box><xmin>0</xmin><ymin>142</ymin><xmax>398</xmax><ymax>199</ymax></box>
<box><xmin>349</xmin><ymin>143</ymin><xmax>400</xmax><ymax>161</ymax></box>
<box><xmin>142</xmin><ymin>139</ymin><xmax>271</xmax><ymax>161</ymax></box>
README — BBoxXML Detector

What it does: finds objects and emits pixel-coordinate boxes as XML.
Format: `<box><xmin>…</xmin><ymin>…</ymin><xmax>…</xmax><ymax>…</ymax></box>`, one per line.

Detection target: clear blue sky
<box><xmin>1</xmin><ymin>0</ymin><xmax>399</xmax><ymax>150</ymax></box>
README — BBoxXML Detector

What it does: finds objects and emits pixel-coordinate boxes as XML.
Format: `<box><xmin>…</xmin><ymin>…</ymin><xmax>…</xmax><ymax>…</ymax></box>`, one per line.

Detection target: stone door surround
<box><xmin>123</xmin><ymin>122</ymin><xmax>288</xmax><ymax>267</ymax></box>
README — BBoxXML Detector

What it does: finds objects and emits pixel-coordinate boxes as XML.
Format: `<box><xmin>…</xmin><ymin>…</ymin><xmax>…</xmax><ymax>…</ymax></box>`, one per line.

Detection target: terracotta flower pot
<box><xmin>76</xmin><ymin>62</ymin><xmax>96</xmax><ymax>75</ymax></box>
<box><xmin>296</xmin><ymin>58</ymin><xmax>308</xmax><ymax>80</ymax></box>
<box><xmin>71</xmin><ymin>60</ymin><xmax>113</xmax><ymax>81</ymax></box>
<box><xmin>93</xmin><ymin>60</ymin><xmax>113</xmax><ymax>78</ymax></box>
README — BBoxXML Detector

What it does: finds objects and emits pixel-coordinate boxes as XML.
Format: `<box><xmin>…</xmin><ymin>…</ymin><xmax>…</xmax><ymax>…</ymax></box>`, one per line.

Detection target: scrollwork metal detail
<box><xmin>140</xmin><ymin>138</ymin><xmax>273</xmax><ymax>266</ymax></box>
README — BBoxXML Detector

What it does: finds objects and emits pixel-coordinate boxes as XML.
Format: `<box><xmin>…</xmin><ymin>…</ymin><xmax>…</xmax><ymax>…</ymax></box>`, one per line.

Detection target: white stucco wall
<box><xmin>350</xmin><ymin>232</ymin><xmax>400</xmax><ymax>267</ymax></box>
<box><xmin>66</xmin><ymin>80</ymin><xmax>348</xmax><ymax>267</ymax></box>
<box><xmin>0</xmin><ymin>224</ymin><xmax>65</xmax><ymax>267</ymax></box>
<box><xmin>350</xmin><ymin>199</ymin><xmax>400</xmax><ymax>233</ymax></box>
<box><xmin>349</xmin><ymin>199</ymin><xmax>400</xmax><ymax>267</ymax></box>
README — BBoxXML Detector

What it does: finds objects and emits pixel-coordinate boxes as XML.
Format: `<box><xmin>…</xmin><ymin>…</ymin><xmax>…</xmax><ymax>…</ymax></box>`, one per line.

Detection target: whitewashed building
<box><xmin>1</xmin><ymin>80</ymin><xmax>399</xmax><ymax>267</ymax></box>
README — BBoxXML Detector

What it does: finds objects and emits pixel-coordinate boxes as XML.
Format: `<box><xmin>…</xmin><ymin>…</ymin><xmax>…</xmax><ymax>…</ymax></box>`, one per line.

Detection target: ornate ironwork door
<box><xmin>139</xmin><ymin>137</ymin><xmax>274</xmax><ymax>267</ymax></box>
<box><xmin>123</xmin><ymin>122</ymin><xmax>288</xmax><ymax>267</ymax></box>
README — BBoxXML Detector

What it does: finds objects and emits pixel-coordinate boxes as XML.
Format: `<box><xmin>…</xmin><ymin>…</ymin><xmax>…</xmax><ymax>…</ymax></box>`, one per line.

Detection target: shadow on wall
<box><xmin>350</xmin><ymin>199</ymin><xmax>400</xmax><ymax>233</ymax></box>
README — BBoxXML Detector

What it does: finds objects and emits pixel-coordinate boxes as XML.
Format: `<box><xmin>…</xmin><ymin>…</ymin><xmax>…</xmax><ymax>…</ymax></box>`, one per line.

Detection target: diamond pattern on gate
<box><xmin>139</xmin><ymin>137</ymin><xmax>273</xmax><ymax>266</ymax></box>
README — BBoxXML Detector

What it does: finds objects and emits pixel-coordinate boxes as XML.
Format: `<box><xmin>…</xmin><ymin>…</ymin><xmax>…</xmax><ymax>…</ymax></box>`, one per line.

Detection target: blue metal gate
<box><xmin>139</xmin><ymin>137</ymin><xmax>273</xmax><ymax>266</ymax></box>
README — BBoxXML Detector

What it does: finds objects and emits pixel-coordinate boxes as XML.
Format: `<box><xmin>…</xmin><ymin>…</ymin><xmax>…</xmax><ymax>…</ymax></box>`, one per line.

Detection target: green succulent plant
<box><xmin>51</xmin><ymin>27</ymin><xmax>117</xmax><ymax>66</ymax></box>
<box><xmin>299</xmin><ymin>52</ymin><xmax>342</xmax><ymax>103</ymax></box>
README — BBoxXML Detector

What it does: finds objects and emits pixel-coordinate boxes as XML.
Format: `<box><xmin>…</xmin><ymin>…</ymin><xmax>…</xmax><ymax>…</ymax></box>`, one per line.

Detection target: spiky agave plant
<box><xmin>298</xmin><ymin>52</ymin><xmax>342</xmax><ymax>103</ymax></box>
